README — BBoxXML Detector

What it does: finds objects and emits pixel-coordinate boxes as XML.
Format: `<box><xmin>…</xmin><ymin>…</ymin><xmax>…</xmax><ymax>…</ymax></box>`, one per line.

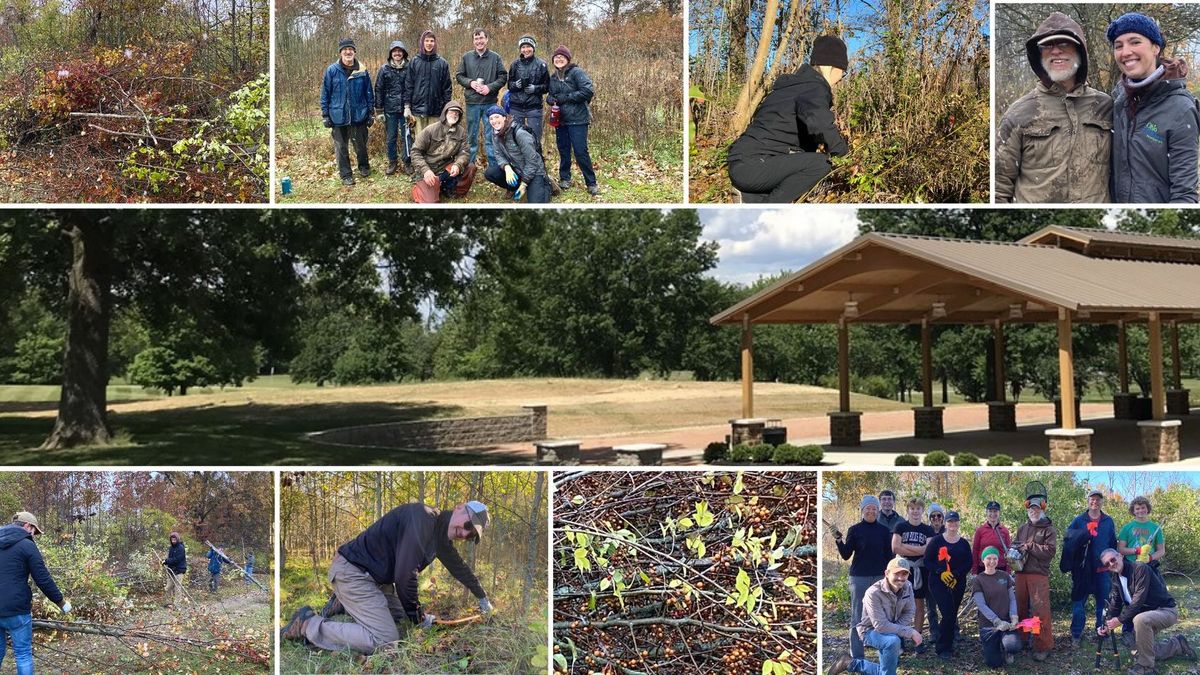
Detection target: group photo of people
<box><xmin>274</xmin><ymin>2</ymin><xmax>683</xmax><ymax>205</ymax></box>
<box><xmin>821</xmin><ymin>470</ymin><xmax>1200</xmax><ymax>675</ymax></box>
<box><xmin>995</xmin><ymin>3</ymin><xmax>1200</xmax><ymax>204</ymax></box>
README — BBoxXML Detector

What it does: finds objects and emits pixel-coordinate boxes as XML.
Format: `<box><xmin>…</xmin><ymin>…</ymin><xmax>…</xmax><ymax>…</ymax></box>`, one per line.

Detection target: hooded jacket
<box><xmin>404</xmin><ymin>31</ymin><xmax>452</xmax><ymax>116</ymax></box>
<box><xmin>996</xmin><ymin>12</ymin><xmax>1113</xmax><ymax>203</ymax></box>
<box><xmin>507</xmin><ymin>53</ymin><xmax>550</xmax><ymax>111</ymax></box>
<box><xmin>493</xmin><ymin>118</ymin><xmax>545</xmax><ymax>180</ymax></box>
<box><xmin>1111</xmin><ymin>58</ymin><xmax>1200</xmax><ymax>203</ymax></box>
<box><xmin>206</xmin><ymin>548</ymin><xmax>231</xmax><ymax>574</ymax></box>
<box><xmin>1105</xmin><ymin>559</ymin><xmax>1175</xmax><ymax>625</ymax></box>
<box><xmin>375</xmin><ymin>41</ymin><xmax>409</xmax><ymax>115</ymax></box>
<box><xmin>548</xmin><ymin>63</ymin><xmax>594</xmax><ymax>126</ymax></box>
<box><xmin>456</xmin><ymin>48</ymin><xmax>508</xmax><ymax>105</ymax></box>
<box><xmin>321</xmin><ymin>56</ymin><xmax>373</xmax><ymax>126</ymax></box>
<box><xmin>728</xmin><ymin>63</ymin><xmax>848</xmax><ymax>162</ymax></box>
<box><xmin>856</xmin><ymin>577</ymin><xmax>917</xmax><ymax>642</ymax></box>
<box><xmin>1014</xmin><ymin>515</ymin><xmax>1058</xmax><ymax>577</ymax></box>
<box><xmin>411</xmin><ymin>101</ymin><xmax>469</xmax><ymax>177</ymax></box>
<box><xmin>164</xmin><ymin>540</ymin><xmax>187</xmax><ymax>574</ymax></box>
<box><xmin>0</xmin><ymin>523</ymin><xmax>63</xmax><ymax>617</ymax></box>
<box><xmin>337</xmin><ymin>503</ymin><xmax>486</xmax><ymax>623</ymax></box>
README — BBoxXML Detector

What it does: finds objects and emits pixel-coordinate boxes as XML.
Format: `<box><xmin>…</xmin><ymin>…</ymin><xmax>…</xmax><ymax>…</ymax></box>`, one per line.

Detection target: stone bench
<box><xmin>613</xmin><ymin>443</ymin><xmax>666</xmax><ymax>466</ymax></box>
<box><xmin>535</xmin><ymin>440</ymin><xmax>581</xmax><ymax>465</ymax></box>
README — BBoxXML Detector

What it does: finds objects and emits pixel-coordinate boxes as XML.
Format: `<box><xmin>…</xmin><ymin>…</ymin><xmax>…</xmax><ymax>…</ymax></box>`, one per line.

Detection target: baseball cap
<box><xmin>465</xmin><ymin>501</ymin><xmax>489</xmax><ymax>543</ymax></box>
<box><xmin>986</xmin><ymin>501</ymin><xmax>1001</xmax><ymax>511</ymax></box>
<box><xmin>13</xmin><ymin>511</ymin><xmax>42</xmax><ymax>535</ymax></box>
<box><xmin>1037</xmin><ymin>33</ymin><xmax>1080</xmax><ymax>46</ymax></box>
<box><xmin>886</xmin><ymin>556</ymin><xmax>912</xmax><ymax>574</ymax></box>
<box><xmin>946</xmin><ymin>510</ymin><xmax>960</xmax><ymax>522</ymax></box>
<box><xmin>1087</xmin><ymin>489</ymin><xmax>1105</xmax><ymax>500</ymax></box>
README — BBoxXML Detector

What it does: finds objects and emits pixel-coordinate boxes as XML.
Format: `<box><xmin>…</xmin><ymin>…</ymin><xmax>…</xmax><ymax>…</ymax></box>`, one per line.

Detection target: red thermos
<box><xmin>549</xmin><ymin>105</ymin><xmax>561</xmax><ymax>128</ymax></box>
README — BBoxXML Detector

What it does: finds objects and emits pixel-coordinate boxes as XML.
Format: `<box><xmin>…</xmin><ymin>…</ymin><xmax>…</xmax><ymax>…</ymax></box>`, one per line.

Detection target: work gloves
<box><xmin>60</xmin><ymin>600</ymin><xmax>72</xmax><ymax>614</ymax></box>
<box><xmin>939</xmin><ymin>568</ymin><xmax>957</xmax><ymax>589</ymax></box>
<box><xmin>404</xmin><ymin>106</ymin><xmax>415</xmax><ymax>125</ymax></box>
<box><xmin>479</xmin><ymin>597</ymin><xmax>494</xmax><ymax>614</ymax></box>
<box><xmin>992</xmin><ymin>618</ymin><xmax>1014</xmax><ymax>632</ymax></box>
<box><xmin>524</xmin><ymin>85</ymin><xmax>536</xmax><ymax>94</ymax></box>
<box><xmin>512</xmin><ymin>78</ymin><xmax>524</xmax><ymax>90</ymax></box>
<box><xmin>503</xmin><ymin>165</ymin><xmax>519</xmax><ymax>188</ymax></box>
<box><xmin>420</xmin><ymin>613</ymin><xmax>436</xmax><ymax>628</ymax></box>
<box><xmin>514</xmin><ymin>182</ymin><xmax>527</xmax><ymax>201</ymax></box>
<box><xmin>322</xmin><ymin>116</ymin><xmax>333</xmax><ymax>128</ymax></box>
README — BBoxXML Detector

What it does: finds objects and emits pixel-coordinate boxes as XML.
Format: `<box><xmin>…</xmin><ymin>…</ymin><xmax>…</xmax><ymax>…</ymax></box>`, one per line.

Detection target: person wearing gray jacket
<box><xmin>1107</xmin><ymin>12</ymin><xmax>1200</xmax><ymax>203</ymax></box>
<box><xmin>483</xmin><ymin>106</ymin><xmax>550</xmax><ymax>203</ymax></box>
<box><xmin>827</xmin><ymin>556</ymin><xmax>921</xmax><ymax>675</ymax></box>
<box><xmin>456</xmin><ymin>29</ymin><xmax>507</xmax><ymax>166</ymax></box>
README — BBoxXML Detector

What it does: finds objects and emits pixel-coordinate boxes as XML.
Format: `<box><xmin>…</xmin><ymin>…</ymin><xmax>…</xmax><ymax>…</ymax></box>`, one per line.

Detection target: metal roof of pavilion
<box><xmin>711</xmin><ymin>231</ymin><xmax>1200</xmax><ymax>326</ymax></box>
<box><xmin>1019</xmin><ymin>225</ymin><xmax>1200</xmax><ymax>262</ymax></box>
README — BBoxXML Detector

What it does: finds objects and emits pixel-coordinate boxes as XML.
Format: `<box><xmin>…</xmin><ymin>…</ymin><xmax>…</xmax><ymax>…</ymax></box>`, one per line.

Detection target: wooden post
<box><xmin>921</xmin><ymin>319</ymin><xmax>933</xmax><ymax>408</ymax></box>
<box><xmin>993</xmin><ymin>320</ymin><xmax>1006</xmax><ymax>403</ymax></box>
<box><xmin>1149</xmin><ymin>312</ymin><xmax>1165</xmax><ymax>421</ymax></box>
<box><xmin>1118</xmin><ymin>320</ymin><xmax>1129</xmax><ymax>393</ymax></box>
<box><xmin>1058</xmin><ymin>308</ymin><xmax>1077</xmax><ymax>429</ymax></box>
<box><xmin>839</xmin><ymin>319</ymin><xmax>850</xmax><ymax>413</ymax></box>
<box><xmin>1171</xmin><ymin>320</ymin><xmax>1182</xmax><ymax>390</ymax></box>
<box><xmin>741</xmin><ymin>315</ymin><xmax>753</xmax><ymax>419</ymax></box>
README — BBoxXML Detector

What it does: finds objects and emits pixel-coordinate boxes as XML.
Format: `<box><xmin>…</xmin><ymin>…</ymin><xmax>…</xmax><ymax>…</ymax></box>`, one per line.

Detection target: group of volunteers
<box><xmin>997</xmin><ymin>11</ymin><xmax>1200</xmax><ymax>203</ymax></box>
<box><xmin>827</xmin><ymin>487</ymin><xmax>1196</xmax><ymax>675</ymax></box>
<box><xmin>319</xmin><ymin>29</ymin><xmax>599</xmax><ymax>202</ymax></box>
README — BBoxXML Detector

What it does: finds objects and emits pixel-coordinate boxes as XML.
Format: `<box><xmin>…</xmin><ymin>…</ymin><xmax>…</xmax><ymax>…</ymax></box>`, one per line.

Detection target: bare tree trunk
<box><xmin>522</xmin><ymin>472</ymin><xmax>545</xmax><ymax>612</ymax></box>
<box><xmin>43</xmin><ymin>212</ymin><xmax>114</xmax><ymax>449</ymax></box>
<box><xmin>728</xmin><ymin>0</ymin><xmax>747</xmax><ymax>80</ymax></box>
<box><xmin>731</xmin><ymin>0</ymin><xmax>781</xmax><ymax>133</ymax></box>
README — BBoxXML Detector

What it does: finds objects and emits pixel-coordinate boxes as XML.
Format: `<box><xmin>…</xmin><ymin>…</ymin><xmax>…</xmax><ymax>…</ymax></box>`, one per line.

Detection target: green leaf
<box><xmin>669</xmin><ymin>579</ymin><xmax>681</xmax><ymax>588</ymax></box>
<box><xmin>733</xmin><ymin>471</ymin><xmax>745</xmax><ymax>495</ymax></box>
<box><xmin>694</xmin><ymin>501</ymin><xmax>714</xmax><ymax>527</ymax></box>
<box><xmin>783</xmin><ymin>576</ymin><xmax>798</xmax><ymax>587</ymax></box>
<box><xmin>678</xmin><ymin>517</ymin><xmax>694</xmax><ymax>529</ymax></box>
<box><xmin>588</xmin><ymin>591</ymin><xmax>596</xmax><ymax>611</ymax></box>
<box><xmin>571</xmin><ymin>495</ymin><xmax>585</xmax><ymax>505</ymax></box>
<box><xmin>639</xmin><ymin>571</ymin><xmax>651</xmax><ymax>586</ymax></box>
<box><xmin>573</xmin><ymin>548</ymin><xmax>591</xmax><ymax>572</ymax></box>
<box><xmin>786</xmin><ymin>625</ymin><xmax>798</xmax><ymax>639</ymax></box>
<box><xmin>599</xmin><ymin>578</ymin><xmax>611</xmax><ymax>591</ymax></box>
<box><xmin>553</xmin><ymin>653</ymin><xmax>568</xmax><ymax>669</ymax></box>
<box><xmin>762</xmin><ymin>660</ymin><xmax>773</xmax><ymax>675</ymax></box>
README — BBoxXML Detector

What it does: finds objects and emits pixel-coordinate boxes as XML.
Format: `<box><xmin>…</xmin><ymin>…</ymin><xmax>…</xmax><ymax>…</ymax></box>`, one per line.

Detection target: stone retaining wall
<box><xmin>308</xmin><ymin>405</ymin><xmax>547</xmax><ymax>449</ymax></box>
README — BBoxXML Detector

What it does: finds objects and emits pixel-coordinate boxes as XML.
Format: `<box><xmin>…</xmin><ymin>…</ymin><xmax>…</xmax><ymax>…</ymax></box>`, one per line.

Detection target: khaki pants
<box><xmin>163</xmin><ymin>571</ymin><xmax>184</xmax><ymax>606</ymax></box>
<box><xmin>1016</xmin><ymin>573</ymin><xmax>1053</xmax><ymax>653</ymax></box>
<box><xmin>412</xmin><ymin>115</ymin><xmax>437</xmax><ymax>135</ymax></box>
<box><xmin>304</xmin><ymin>553</ymin><xmax>407</xmax><ymax>654</ymax></box>
<box><xmin>1132</xmin><ymin>606</ymin><xmax>1182</xmax><ymax>668</ymax></box>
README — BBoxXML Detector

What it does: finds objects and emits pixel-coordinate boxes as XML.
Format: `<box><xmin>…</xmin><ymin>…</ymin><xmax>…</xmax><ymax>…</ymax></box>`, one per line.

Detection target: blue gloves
<box><xmin>503</xmin><ymin>165</ymin><xmax>519</xmax><ymax>188</ymax></box>
<box><xmin>514</xmin><ymin>182</ymin><xmax>527</xmax><ymax>201</ymax></box>
<box><xmin>479</xmin><ymin>597</ymin><xmax>494</xmax><ymax>614</ymax></box>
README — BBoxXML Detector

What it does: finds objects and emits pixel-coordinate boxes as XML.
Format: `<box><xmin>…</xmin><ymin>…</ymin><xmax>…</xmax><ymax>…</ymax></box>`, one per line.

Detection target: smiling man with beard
<box><xmin>996</xmin><ymin>12</ymin><xmax>1112</xmax><ymax>203</ymax></box>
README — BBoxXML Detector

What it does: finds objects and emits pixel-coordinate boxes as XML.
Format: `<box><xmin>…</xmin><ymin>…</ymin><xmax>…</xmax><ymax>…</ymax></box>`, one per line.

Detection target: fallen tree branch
<box><xmin>552</xmin><ymin>615</ymin><xmax>816</xmax><ymax>638</ymax></box>
<box><xmin>434</xmin><ymin>613</ymin><xmax>485</xmax><ymax>626</ymax></box>
<box><xmin>204</xmin><ymin>540</ymin><xmax>269</xmax><ymax>592</ymax></box>
<box><xmin>68</xmin><ymin>112</ymin><xmax>215</xmax><ymax>123</ymax></box>
<box><xmin>31</xmin><ymin>618</ymin><xmax>269</xmax><ymax>664</ymax></box>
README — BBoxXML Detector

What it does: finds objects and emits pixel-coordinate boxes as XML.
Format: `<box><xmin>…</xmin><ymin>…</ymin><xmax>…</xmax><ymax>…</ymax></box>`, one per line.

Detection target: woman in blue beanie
<box><xmin>1108</xmin><ymin>12</ymin><xmax>1200</xmax><ymax>203</ymax></box>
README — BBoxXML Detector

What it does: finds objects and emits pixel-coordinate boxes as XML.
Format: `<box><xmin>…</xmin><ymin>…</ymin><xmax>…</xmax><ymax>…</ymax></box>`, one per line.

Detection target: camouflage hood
<box><xmin>1027</xmin><ymin>12</ymin><xmax>1090</xmax><ymax>88</ymax></box>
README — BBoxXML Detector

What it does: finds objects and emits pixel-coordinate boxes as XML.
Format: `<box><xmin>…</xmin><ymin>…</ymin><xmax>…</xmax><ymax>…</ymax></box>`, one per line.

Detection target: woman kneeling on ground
<box><xmin>484</xmin><ymin>105</ymin><xmax>551</xmax><ymax>203</ymax></box>
<box><xmin>972</xmin><ymin>546</ymin><xmax>1022</xmax><ymax>667</ymax></box>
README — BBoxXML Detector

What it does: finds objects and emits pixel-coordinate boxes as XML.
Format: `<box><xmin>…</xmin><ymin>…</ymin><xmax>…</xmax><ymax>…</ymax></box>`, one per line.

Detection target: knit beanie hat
<box><xmin>1106</xmin><ymin>12</ymin><xmax>1165</xmax><ymax>48</ymax></box>
<box><xmin>485</xmin><ymin>104</ymin><xmax>506</xmax><ymax>118</ymax></box>
<box><xmin>518</xmin><ymin>35</ymin><xmax>537</xmax><ymax>50</ymax></box>
<box><xmin>552</xmin><ymin>45</ymin><xmax>572</xmax><ymax>62</ymax></box>
<box><xmin>981</xmin><ymin>546</ymin><xmax>1000</xmax><ymax>561</ymax></box>
<box><xmin>810</xmin><ymin>35</ymin><xmax>849</xmax><ymax>71</ymax></box>
<box><xmin>860</xmin><ymin>495</ymin><xmax>881</xmax><ymax>512</ymax></box>
<box><xmin>338</xmin><ymin>37</ymin><xmax>356</xmax><ymax>53</ymax></box>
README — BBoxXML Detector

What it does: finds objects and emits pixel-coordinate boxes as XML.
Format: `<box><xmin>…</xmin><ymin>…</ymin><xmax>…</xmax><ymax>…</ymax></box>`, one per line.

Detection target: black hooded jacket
<box><xmin>728</xmin><ymin>64</ymin><xmax>847</xmax><ymax>162</ymax></box>
<box><xmin>164</xmin><ymin>540</ymin><xmax>187</xmax><ymax>574</ymax></box>
<box><xmin>404</xmin><ymin>31</ymin><xmax>452</xmax><ymax>116</ymax></box>
<box><xmin>376</xmin><ymin>40</ymin><xmax>409</xmax><ymax>114</ymax></box>
<box><xmin>508</xmin><ymin>54</ymin><xmax>550</xmax><ymax>111</ymax></box>
<box><xmin>0</xmin><ymin>524</ymin><xmax>63</xmax><ymax>617</ymax></box>
<box><xmin>337</xmin><ymin>504</ymin><xmax>486</xmax><ymax>623</ymax></box>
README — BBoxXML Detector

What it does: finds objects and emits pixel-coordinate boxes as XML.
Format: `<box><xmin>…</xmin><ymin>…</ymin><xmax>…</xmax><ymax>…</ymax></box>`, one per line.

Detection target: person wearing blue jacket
<box><xmin>206</xmin><ymin>546</ymin><xmax>232</xmax><ymax>593</ymax></box>
<box><xmin>1</xmin><ymin>512</ymin><xmax>68</xmax><ymax>675</ymax></box>
<box><xmin>1066</xmin><ymin>489</ymin><xmax>1118</xmax><ymax>646</ymax></box>
<box><xmin>161</xmin><ymin>531</ymin><xmax>187</xmax><ymax>607</ymax></box>
<box><xmin>244</xmin><ymin>552</ymin><xmax>255</xmax><ymax>584</ymax></box>
<box><xmin>320</xmin><ymin>37</ymin><xmax>374</xmax><ymax>186</ymax></box>
<box><xmin>547</xmin><ymin>45</ymin><xmax>600</xmax><ymax>196</ymax></box>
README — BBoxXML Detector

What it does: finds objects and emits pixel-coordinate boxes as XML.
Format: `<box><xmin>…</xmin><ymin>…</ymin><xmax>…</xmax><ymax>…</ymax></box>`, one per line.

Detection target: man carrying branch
<box><xmin>1</xmin><ymin>511</ymin><xmax>70</xmax><ymax>675</ymax></box>
<box><xmin>206</xmin><ymin>545</ymin><xmax>232</xmax><ymax>593</ymax></box>
<box><xmin>162</xmin><ymin>531</ymin><xmax>187</xmax><ymax>607</ymax></box>
<box><xmin>281</xmin><ymin>501</ymin><xmax>496</xmax><ymax>654</ymax></box>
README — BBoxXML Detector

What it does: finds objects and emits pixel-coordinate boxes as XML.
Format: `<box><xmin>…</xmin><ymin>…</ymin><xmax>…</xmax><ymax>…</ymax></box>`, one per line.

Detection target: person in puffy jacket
<box><xmin>547</xmin><ymin>45</ymin><xmax>600</xmax><ymax>196</ymax></box>
<box><xmin>970</xmin><ymin>501</ymin><xmax>1012</xmax><ymax>575</ymax></box>
<box><xmin>507</xmin><ymin>35</ymin><xmax>550</xmax><ymax>155</ymax></box>
<box><xmin>410</xmin><ymin>100</ymin><xmax>476</xmax><ymax>203</ymax></box>
<box><xmin>281</xmin><ymin>502</ymin><xmax>495</xmax><ymax>655</ymax></box>
<box><xmin>320</xmin><ymin>37</ymin><xmax>374</xmax><ymax>186</ymax></box>
<box><xmin>162</xmin><ymin>531</ymin><xmax>187</xmax><ymax>607</ymax></box>
<box><xmin>1</xmin><ymin>512</ymin><xmax>68</xmax><ymax>675</ymax></box>
<box><xmin>404</xmin><ymin>31</ymin><xmax>452</xmax><ymax>136</ymax></box>
<box><xmin>485</xmin><ymin>106</ymin><xmax>550</xmax><ymax>202</ymax></box>
<box><xmin>727</xmin><ymin>35</ymin><xmax>849</xmax><ymax>203</ymax></box>
<box><xmin>1107</xmin><ymin>11</ymin><xmax>1200</xmax><ymax>203</ymax></box>
<box><xmin>375</xmin><ymin>40</ymin><xmax>411</xmax><ymax>175</ymax></box>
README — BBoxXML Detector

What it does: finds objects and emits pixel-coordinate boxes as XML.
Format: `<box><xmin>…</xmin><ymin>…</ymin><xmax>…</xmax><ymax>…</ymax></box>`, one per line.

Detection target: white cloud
<box><xmin>699</xmin><ymin>207</ymin><xmax>860</xmax><ymax>285</ymax></box>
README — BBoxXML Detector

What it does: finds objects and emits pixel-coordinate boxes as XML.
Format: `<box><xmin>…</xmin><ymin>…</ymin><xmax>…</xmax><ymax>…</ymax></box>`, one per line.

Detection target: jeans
<box><xmin>1071</xmin><ymin>570</ymin><xmax>1111</xmax><ymax>638</ymax></box>
<box><xmin>980</xmin><ymin>629</ymin><xmax>1021</xmax><ymax>667</ymax></box>
<box><xmin>848</xmin><ymin>575</ymin><xmax>882</xmax><ymax>658</ymax></box>
<box><xmin>0</xmin><ymin>613</ymin><xmax>34</xmax><ymax>675</ymax></box>
<box><xmin>483</xmin><ymin>165</ymin><xmax>551</xmax><ymax>203</ymax></box>
<box><xmin>728</xmin><ymin>152</ymin><xmax>832</xmax><ymax>203</ymax></box>
<box><xmin>511</xmin><ymin>107</ymin><xmax>544</xmax><ymax>155</ymax></box>
<box><xmin>850</xmin><ymin>629</ymin><xmax>901</xmax><ymax>675</ymax></box>
<box><xmin>556</xmin><ymin>123</ymin><xmax>597</xmax><ymax>187</ymax></box>
<box><xmin>209</xmin><ymin>572</ymin><xmax>220</xmax><ymax>592</ymax></box>
<box><xmin>331</xmin><ymin>124</ymin><xmax>369</xmax><ymax>180</ymax></box>
<box><xmin>383</xmin><ymin>113</ymin><xmax>410</xmax><ymax>165</ymax></box>
<box><xmin>465</xmin><ymin>103</ymin><xmax>495</xmax><ymax>165</ymax></box>
<box><xmin>244</xmin><ymin>564</ymin><xmax>254</xmax><ymax>583</ymax></box>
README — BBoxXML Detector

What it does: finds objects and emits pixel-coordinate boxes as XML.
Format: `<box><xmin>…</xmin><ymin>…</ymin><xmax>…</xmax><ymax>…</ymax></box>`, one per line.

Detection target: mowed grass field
<box><xmin>0</xmin><ymin>375</ymin><xmax>911</xmax><ymax>465</ymax></box>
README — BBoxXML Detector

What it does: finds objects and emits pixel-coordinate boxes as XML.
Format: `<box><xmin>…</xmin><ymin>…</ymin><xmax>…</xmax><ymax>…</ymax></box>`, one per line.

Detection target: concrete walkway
<box><xmin>468</xmin><ymin>401</ymin><xmax>1200</xmax><ymax>466</ymax></box>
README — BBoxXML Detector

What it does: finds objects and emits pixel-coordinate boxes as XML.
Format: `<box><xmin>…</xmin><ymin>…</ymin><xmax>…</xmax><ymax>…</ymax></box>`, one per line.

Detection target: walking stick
<box><xmin>204</xmin><ymin>540</ymin><xmax>269</xmax><ymax>593</ymax></box>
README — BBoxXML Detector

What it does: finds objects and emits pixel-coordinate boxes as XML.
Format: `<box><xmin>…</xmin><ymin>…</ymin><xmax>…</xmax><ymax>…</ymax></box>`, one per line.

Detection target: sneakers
<box><xmin>915</xmin><ymin>642</ymin><xmax>928</xmax><ymax>654</ymax></box>
<box><xmin>1178</xmin><ymin>634</ymin><xmax>1197</xmax><ymax>660</ymax></box>
<box><xmin>587</xmin><ymin>184</ymin><xmax>601</xmax><ymax>196</ymax></box>
<box><xmin>320</xmin><ymin>592</ymin><xmax>343</xmax><ymax>618</ymax></box>
<box><xmin>1071</xmin><ymin>636</ymin><xmax>1082</xmax><ymax>648</ymax></box>
<box><xmin>559</xmin><ymin>178</ymin><xmax>573</xmax><ymax>190</ymax></box>
<box><xmin>359</xmin><ymin>167</ymin><xmax>371</xmax><ymax>178</ymax></box>
<box><xmin>825</xmin><ymin>652</ymin><xmax>852</xmax><ymax>675</ymax></box>
<box><xmin>342</xmin><ymin>177</ymin><xmax>355</xmax><ymax>186</ymax></box>
<box><xmin>386</xmin><ymin>161</ymin><xmax>398</xmax><ymax>176</ymax></box>
<box><xmin>281</xmin><ymin>606</ymin><xmax>315</xmax><ymax>642</ymax></box>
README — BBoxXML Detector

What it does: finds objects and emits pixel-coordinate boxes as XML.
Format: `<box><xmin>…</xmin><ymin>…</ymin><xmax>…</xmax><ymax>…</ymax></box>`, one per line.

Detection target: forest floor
<box><xmin>20</xmin><ymin>579</ymin><xmax>273</xmax><ymax>673</ymax></box>
<box><xmin>279</xmin><ymin>558</ymin><xmax>547</xmax><ymax>674</ymax></box>
<box><xmin>4</xmin><ymin>376</ymin><xmax>1197</xmax><ymax>464</ymax></box>
<box><xmin>821</xmin><ymin>568</ymin><xmax>1200</xmax><ymax>675</ymax></box>
<box><xmin>274</xmin><ymin>116</ymin><xmax>683</xmax><ymax>204</ymax></box>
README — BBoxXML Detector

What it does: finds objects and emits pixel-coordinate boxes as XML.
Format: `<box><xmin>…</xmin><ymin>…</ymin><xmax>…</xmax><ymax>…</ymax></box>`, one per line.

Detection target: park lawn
<box><xmin>0</xmin><ymin>377</ymin><xmax>910</xmax><ymax>464</ymax></box>
<box><xmin>821</xmin><ymin>572</ymin><xmax>1200</xmax><ymax>674</ymax></box>
<box><xmin>273</xmin><ymin>116</ymin><xmax>682</xmax><ymax>204</ymax></box>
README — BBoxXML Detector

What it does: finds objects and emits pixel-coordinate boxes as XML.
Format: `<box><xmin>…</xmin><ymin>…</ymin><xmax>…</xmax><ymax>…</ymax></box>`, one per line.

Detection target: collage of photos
<box><xmin>5</xmin><ymin>0</ymin><xmax>1200</xmax><ymax>673</ymax></box>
